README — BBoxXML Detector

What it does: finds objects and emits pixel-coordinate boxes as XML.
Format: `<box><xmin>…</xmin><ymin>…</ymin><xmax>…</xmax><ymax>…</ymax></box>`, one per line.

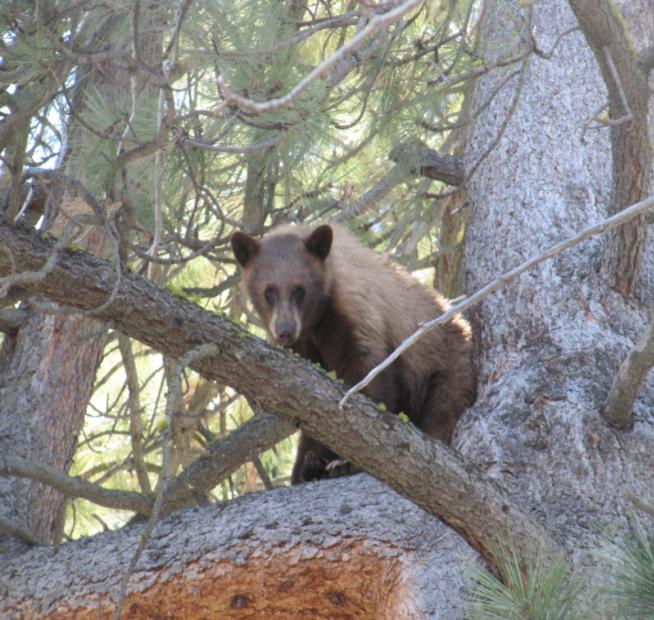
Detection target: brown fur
<box><xmin>231</xmin><ymin>223</ymin><xmax>476</xmax><ymax>484</ymax></box>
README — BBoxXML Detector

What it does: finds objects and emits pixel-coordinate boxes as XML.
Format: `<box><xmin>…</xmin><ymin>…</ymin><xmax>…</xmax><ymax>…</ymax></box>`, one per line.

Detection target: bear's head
<box><xmin>231</xmin><ymin>225</ymin><xmax>333</xmax><ymax>346</ymax></box>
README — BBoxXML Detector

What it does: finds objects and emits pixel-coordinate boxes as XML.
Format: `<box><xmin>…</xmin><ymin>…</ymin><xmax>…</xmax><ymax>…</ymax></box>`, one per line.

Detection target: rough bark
<box><xmin>0</xmin><ymin>249</ymin><xmax>104</xmax><ymax>546</ymax></box>
<box><xmin>0</xmin><ymin>216</ymin><xmax>557</xmax><ymax>567</ymax></box>
<box><xmin>567</xmin><ymin>0</ymin><xmax>651</xmax><ymax>295</ymax></box>
<box><xmin>459</xmin><ymin>0</ymin><xmax>654</xmax><ymax>572</ymax></box>
<box><xmin>0</xmin><ymin>476</ymin><xmax>476</xmax><ymax>619</ymax></box>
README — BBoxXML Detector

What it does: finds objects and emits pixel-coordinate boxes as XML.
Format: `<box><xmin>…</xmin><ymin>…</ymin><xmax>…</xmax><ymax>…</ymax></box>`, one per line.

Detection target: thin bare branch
<box><xmin>0</xmin><ymin>454</ymin><xmax>152</xmax><ymax>515</ymax></box>
<box><xmin>216</xmin><ymin>0</ymin><xmax>424</xmax><ymax>115</ymax></box>
<box><xmin>340</xmin><ymin>193</ymin><xmax>654</xmax><ymax>407</ymax></box>
<box><xmin>602</xmin><ymin>46</ymin><xmax>633</xmax><ymax>125</ymax></box>
<box><xmin>181</xmin><ymin>137</ymin><xmax>278</xmax><ymax>153</ymax></box>
<box><xmin>118</xmin><ymin>334</ymin><xmax>151</xmax><ymax>493</ymax></box>
<box><xmin>251</xmin><ymin>455</ymin><xmax>274</xmax><ymax>490</ymax></box>
<box><xmin>625</xmin><ymin>490</ymin><xmax>654</xmax><ymax>520</ymax></box>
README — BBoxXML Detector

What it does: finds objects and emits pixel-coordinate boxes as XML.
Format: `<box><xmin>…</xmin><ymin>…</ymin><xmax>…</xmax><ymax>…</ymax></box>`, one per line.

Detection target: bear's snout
<box><xmin>275</xmin><ymin>321</ymin><xmax>298</xmax><ymax>346</ymax></box>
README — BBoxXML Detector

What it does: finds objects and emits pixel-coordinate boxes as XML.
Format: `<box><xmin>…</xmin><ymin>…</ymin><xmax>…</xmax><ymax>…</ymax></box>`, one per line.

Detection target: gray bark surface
<box><xmin>458</xmin><ymin>0</ymin><xmax>654</xmax><ymax>567</ymax></box>
<box><xmin>0</xmin><ymin>306</ymin><xmax>103</xmax><ymax>546</ymax></box>
<box><xmin>0</xmin><ymin>476</ymin><xmax>476</xmax><ymax>619</ymax></box>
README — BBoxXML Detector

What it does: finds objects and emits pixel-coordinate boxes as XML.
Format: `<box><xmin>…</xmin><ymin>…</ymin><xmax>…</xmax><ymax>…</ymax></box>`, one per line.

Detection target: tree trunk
<box><xmin>0</xmin><ymin>476</ymin><xmax>476</xmax><ymax>619</ymax></box>
<box><xmin>0</xmin><ymin>309</ymin><xmax>104</xmax><ymax>545</ymax></box>
<box><xmin>457</xmin><ymin>0</ymin><xmax>654</xmax><ymax>569</ymax></box>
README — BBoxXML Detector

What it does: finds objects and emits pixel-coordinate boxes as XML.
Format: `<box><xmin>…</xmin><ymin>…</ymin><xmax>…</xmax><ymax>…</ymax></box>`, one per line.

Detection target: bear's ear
<box><xmin>305</xmin><ymin>225</ymin><xmax>333</xmax><ymax>261</ymax></box>
<box><xmin>231</xmin><ymin>231</ymin><xmax>260</xmax><ymax>267</ymax></box>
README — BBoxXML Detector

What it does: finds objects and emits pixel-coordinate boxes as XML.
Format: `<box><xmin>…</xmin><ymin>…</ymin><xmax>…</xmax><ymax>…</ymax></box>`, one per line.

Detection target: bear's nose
<box><xmin>275</xmin><ymin>322</ymin><xmax>296</xmax><ymax>346</ymax></box>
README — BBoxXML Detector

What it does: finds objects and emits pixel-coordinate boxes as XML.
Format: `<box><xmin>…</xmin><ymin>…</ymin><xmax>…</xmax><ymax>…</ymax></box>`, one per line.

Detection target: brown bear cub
<box><xmin>231</xmin><ymin>223</ymin><xmax>476</xmax><ymax>484</ymax></box>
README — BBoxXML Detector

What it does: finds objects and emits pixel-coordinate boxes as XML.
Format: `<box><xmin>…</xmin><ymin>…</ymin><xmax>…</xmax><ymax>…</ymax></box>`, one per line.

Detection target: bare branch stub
<box><xmin>637</xmin><ymin>45</ymin><xmax>654</xmax><ymax>76</ymax></box>
<box><xmin>602</xmin><ymin>318</ymin><xmax>654</xmax><ymax>430</ymax></box>
<box><xmin>389</xmin><ymin>143</ymin><xmax>464</xmax><ymax>186</ymax></box>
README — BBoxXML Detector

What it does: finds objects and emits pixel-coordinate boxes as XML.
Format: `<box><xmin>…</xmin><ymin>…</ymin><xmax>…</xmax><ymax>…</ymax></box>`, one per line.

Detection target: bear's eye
<box><xmin>292</xmin><ymin>285</ymin><xmax>305</xmax><ymax>304</ymax></box>
<box><xmin>264</xmin><ymin>286</ymin><xmax>277</xmax><ymax>306</ymax></box>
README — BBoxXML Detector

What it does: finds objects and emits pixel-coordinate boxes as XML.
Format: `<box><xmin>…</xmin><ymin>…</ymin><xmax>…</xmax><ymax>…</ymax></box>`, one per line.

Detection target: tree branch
<box><xmin>215</xmin><ymin>0</ymin><xmax>424</xmax><ymax>115</ymax></box>
<box><xmin>389</xmin><ymin>143</ymin><xmax>464</xmax><ymax>186</ymax></box>
<box><xmin>0</xmin><ymin>412</ymin><xmax>293</xmax><ymax>522</ymax></box>
<box><xmin>0</xmin><ymin>215</ymin><xmax>558</xmax><ymax>568</ymax></box>
<box><xmin>625</xmin><ymin>489</ymin><xmax>654</xmax><ymax>520</ymax></box>
<box><xmin>601</xmin><ymin>318</ymin><xmax>654</xmax><ymax>429</ymax></box>
<box><xmin>0</xmin><ymin>514</ymin><xmax>40</xmax><ymax>546</ymax></box>
<box><xmin>637</xmin><ymin>45</ymin><xmax>654</xmax><ymax>76</ymax></box>
<box><xmin>118</xmin><ymin>334</ymin><xmax>152</xmax><ymax>494</ymax></box>
<box><xmin>162</xmin><ymin>410</ymin><xmax>294</xmax><ymax>514</ymax></box>
<box><xmin>0</xmin><ymin>454</ymin><xmax>152</xmax><ymax>516</ymax></box>
<box><xmin>0</xmin><ymin>307</ymin><xmax>29</xmax><ymax>333</ymax></box>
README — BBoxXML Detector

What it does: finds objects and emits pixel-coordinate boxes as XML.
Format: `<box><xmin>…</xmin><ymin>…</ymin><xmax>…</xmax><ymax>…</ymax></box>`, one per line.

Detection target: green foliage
<box><xmin>466</xmin><ymin>546</ymin><xmax>586</xmax><ymax>620</ymax></box>
<box><xmin>601</xmin><ymin>514</ymin><xmax>654</xmax><ymax>619</ymax></box>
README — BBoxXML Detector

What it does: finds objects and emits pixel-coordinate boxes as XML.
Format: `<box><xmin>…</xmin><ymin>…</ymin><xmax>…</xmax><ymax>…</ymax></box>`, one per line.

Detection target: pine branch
<box><xmin>215</xmin><ymin>0</ymin><xmax>424</xmax><ymax>115</ymax></box>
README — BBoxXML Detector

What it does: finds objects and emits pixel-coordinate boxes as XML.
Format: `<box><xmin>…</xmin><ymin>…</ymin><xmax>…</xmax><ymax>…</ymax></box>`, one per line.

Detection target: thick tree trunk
<box><xmin>0</xmin><ymin>476</ymin><xmax>476</xmax><ymax>619</ymax></box>
<box><xmin>0</xmin><ymin>309</ymin><xmax>104</xmax><ymax>545</ymax></box>
<box><xmin>457</xmin><ymin>0</ymin><xmax>654</xmax><ymax>569</ymax></box>
<box><xmin>0</xmin><ymin>224</ymin><xmax>109</xmax><ymax>546</ymax></box>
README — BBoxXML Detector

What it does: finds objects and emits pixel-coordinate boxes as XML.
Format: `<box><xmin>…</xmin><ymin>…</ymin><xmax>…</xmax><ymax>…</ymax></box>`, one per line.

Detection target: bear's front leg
<box><xmin>325</xmin><ymin>459</ymin><xmax>361</xmax><ymax>478</ymax></box>
<box><xmin>291</xmin><ymin>433</ymin><xmax>342</xmax><ymax>484</ymax></box>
